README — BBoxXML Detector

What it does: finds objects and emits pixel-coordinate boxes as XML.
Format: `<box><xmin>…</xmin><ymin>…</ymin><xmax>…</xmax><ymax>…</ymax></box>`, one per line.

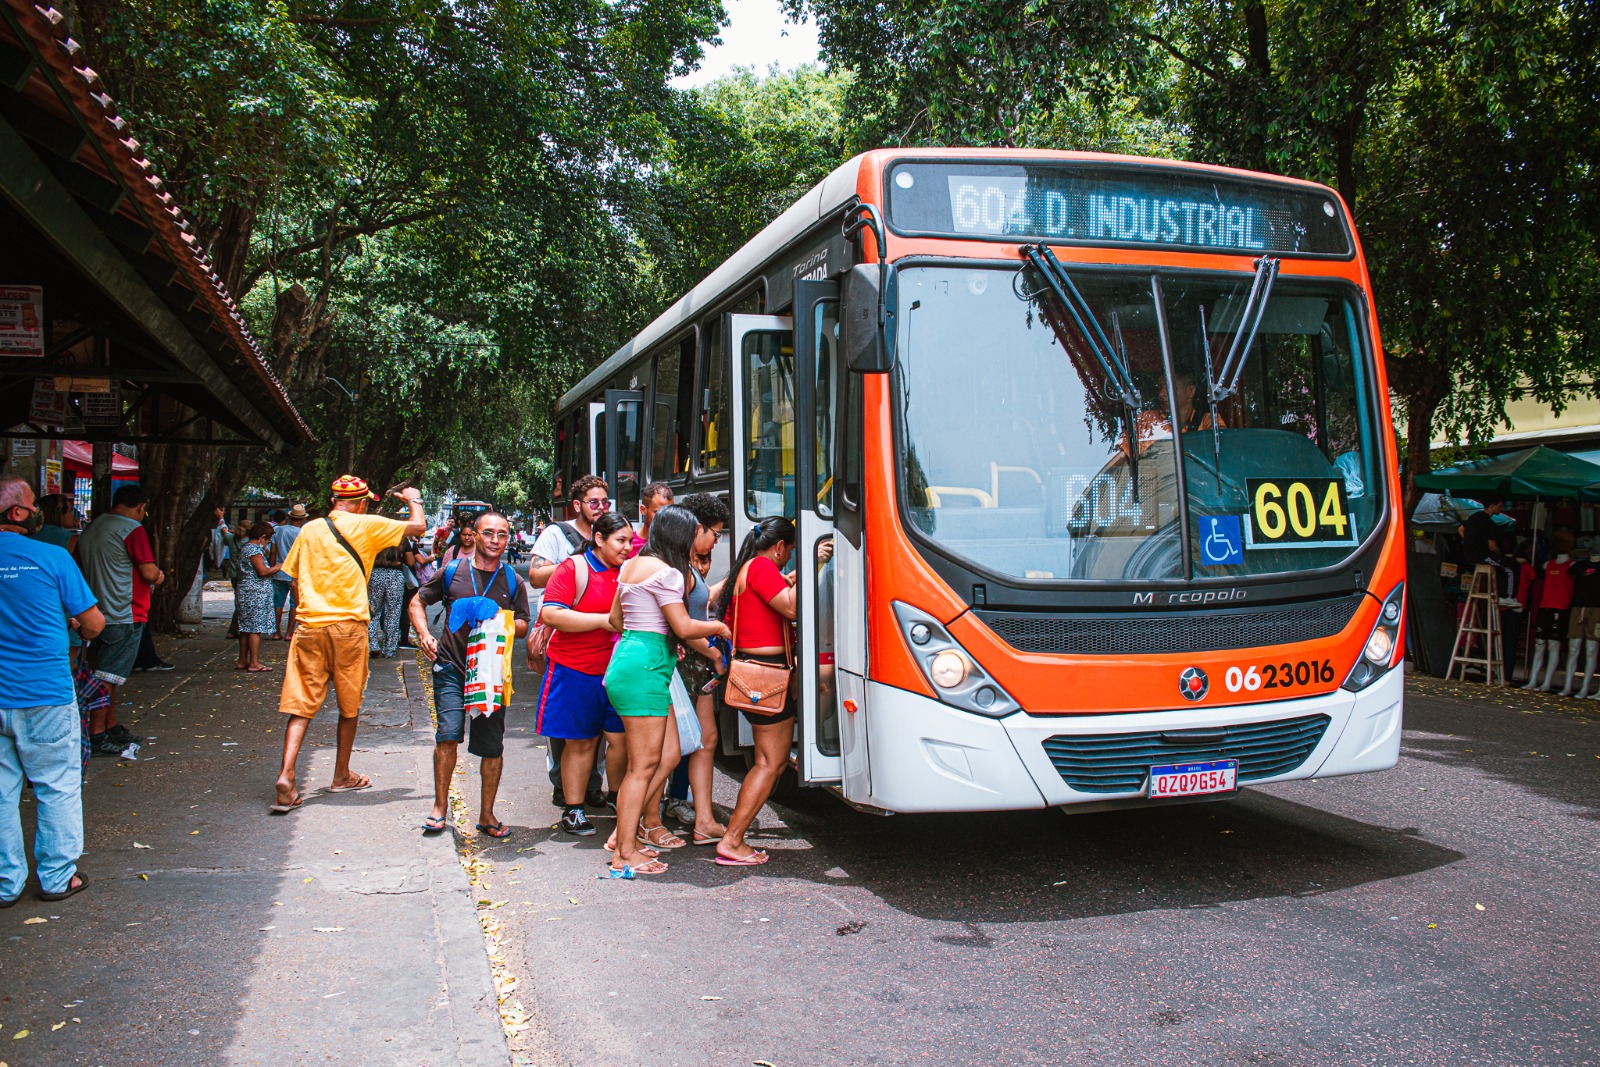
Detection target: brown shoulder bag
<box><xmin>722</xmin><ymin>561</ymin><xmax>793</xmax><ymax>716</ymax></box>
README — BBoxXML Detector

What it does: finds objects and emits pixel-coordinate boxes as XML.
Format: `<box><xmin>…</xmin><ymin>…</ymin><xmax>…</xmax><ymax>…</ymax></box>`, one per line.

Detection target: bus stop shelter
<box><xmin>0</xmin><ymin>0</ymin><xmax>310</xmax><ymax>502</ymax></box>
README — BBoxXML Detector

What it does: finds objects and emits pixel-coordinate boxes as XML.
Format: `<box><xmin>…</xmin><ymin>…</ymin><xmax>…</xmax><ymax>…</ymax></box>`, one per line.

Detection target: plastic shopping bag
<box><xmin>463</xmin><ymin>609</ymin><xmax>514</xmax><ymax>717</ymax></box>
<box><xmin>671</xmin><ymin>668</ymin><xmax>702</xmax><ymax>755</ymax></box>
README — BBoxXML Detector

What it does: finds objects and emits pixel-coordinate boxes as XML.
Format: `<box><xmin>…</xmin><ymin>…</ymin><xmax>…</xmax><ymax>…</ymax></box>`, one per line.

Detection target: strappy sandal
<box><xmin>603</xmin><ymin>836</ymin><xmax>659</xmax><ymax>860</ymax></box>
<box><xmin>608</xmin><ymin>858</ymin><xmax>668</xmax><ymax>877</ymax></box>
<box><xmin>639</xmin><ymin>823</ymin><xmax>686</xmax><ymax>850</ymax></box>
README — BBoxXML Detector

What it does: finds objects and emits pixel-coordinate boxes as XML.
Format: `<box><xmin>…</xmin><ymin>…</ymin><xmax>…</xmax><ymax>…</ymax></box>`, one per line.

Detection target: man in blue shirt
<box><xmin>0</xmin><ymin>475</ymin><xmax>104</xmax><ymax>903</ymax></box>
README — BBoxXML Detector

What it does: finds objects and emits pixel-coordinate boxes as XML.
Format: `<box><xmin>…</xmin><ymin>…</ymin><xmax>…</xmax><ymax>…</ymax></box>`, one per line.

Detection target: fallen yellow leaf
<box><xmin>1427</xmin><ymin>923</ymin><xmax>1438</xmax><ymax>929</ymax></box>
<box><xmin>189</xmin><ymin>830</ymin><xmax>200</xmax><ymax>836</ymax></box>
<box><xmin>139</xmin><ymin>873</ymin><xmax>148</xmax><ymax>881</ymax></box>
<box><xmin>23</xmin><ymin>917</ymin><xmax>46</xmax><ymax>925</ymax></box>
<box><xmin>11</xmin><ymin>1030</ymin><xmax>26</xmax><ymax>1039</ymax></box>
<box><xmin>51</xmin><ymin>1022</ymin><xmax>64</xmax><ymax>1032</ymax></box>
<box><xmin>1475</xmin><ymin>903</ymin><xmax>1486</xmax><ymax>911</ymax></box>
<box><xmin>568</xmin><ymin>897</ymin><xmax>579</xmax><ymax>904</ymax></box>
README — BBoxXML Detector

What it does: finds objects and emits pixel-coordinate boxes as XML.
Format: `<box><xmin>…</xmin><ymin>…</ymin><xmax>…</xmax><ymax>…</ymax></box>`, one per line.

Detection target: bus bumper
<box><xmin>855</xmin><ymin>668</ymin><xmax>1403</xmax><ymax>813</ymax></box>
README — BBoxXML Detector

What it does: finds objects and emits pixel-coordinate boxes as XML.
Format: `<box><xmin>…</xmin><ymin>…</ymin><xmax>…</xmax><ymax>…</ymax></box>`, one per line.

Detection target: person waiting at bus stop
<box><xmin>711</xmin><ymin>517</ymin><xmax>797</xmax><ymax>867</ymax></box>
<box><xmin>535</xmin><ymin>511</ymin><xmax>633</xmax><ymax>838</ymax></box>
<box><xmin>410</xmin><ymin>510</ymin><xmax>529</xmax><ymax>836</ymax></box>
<box><xmin>270</xmin><ymin>476</ymin><xmax>425</xmax><ymax>813</ymax></box>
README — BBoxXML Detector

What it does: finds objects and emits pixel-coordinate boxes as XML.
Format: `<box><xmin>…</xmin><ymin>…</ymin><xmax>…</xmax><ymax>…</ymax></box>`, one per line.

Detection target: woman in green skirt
<box><xmin>604</xmin><ymin>506</ymin><xmax>730</xmax><ymax>876</ymax></box>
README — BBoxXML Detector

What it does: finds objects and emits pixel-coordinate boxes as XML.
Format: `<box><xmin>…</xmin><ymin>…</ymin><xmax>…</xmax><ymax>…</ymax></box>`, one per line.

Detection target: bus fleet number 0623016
<box><xmin>1223</xmin><ymin>659</ymin><xmax>1337</xmax><ymax>693</ymax></box>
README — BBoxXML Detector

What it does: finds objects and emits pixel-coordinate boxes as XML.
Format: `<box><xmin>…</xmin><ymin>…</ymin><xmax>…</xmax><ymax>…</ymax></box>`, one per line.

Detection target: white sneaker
<box><xmin>662</xmin><ymin>798</ymin><xmax>696</xmax><ymax>826</ymax></box>
<box><xmin>1498</xmin><ymin>597</ymin><xmax>1524</xmax><ymax>610</ymax></box>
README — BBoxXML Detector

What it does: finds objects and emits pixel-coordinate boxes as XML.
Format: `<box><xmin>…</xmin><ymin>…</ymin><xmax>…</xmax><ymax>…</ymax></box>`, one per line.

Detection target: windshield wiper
<box><xmin>1022</xmin><ymin>244</ymin><xmax>1142</xmax><ymax>409</ymax></box>
<box><xmin>1208</xmin><ymin>256</ymin><xmax>1280</xmax><ymax>405</ymax></box>
<box><xmin>1022</xmin><ymin>243</ymin><xmax>1146</xmax><ymax>500</ymax></box>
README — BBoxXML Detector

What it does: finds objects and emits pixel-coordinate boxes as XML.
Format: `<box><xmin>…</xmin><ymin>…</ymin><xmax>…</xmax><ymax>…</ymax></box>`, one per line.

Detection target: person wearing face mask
<box><xmin>0</xmin><ymin>476</ymin><xmax>105</xmax><ymax>904</ymax></box>
<box><xmin>76</xmin><ymin>485</ymin><xmax>162</xmax><ymax>756</ymax></box>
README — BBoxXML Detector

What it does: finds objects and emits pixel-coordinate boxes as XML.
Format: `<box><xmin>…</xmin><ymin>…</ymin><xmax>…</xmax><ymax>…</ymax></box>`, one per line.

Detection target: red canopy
<box><xmin>60</xmin><ymin>440</ymin><xmax>139</xmax><ymax>474</ymax></box>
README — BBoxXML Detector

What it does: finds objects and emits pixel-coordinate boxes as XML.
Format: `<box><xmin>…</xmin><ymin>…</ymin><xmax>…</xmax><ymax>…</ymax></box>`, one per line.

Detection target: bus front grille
<box><xmin>974</xmin><ymin>596</ymin><xmax>1363</xmax><ymax>655</ymax></box>
<box><xmin>1041</xmin><ymin>713</ymin><xmax>1332</xmax><ymax>794</ymax></box>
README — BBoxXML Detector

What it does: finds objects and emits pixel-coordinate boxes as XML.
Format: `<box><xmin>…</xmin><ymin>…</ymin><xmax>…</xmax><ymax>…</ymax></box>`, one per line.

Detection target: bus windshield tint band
<box><xmin>886</xmin><ymin>161</ymin><xmax>1352</xmax><ymax>257</ymax></box>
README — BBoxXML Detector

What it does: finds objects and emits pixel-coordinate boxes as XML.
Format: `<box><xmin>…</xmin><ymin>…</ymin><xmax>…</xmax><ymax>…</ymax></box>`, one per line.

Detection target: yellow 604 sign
<box><xmin>1244</xmin><ymin>478</ymin><xmax>1357</xmax><ymax>548</ymax></box>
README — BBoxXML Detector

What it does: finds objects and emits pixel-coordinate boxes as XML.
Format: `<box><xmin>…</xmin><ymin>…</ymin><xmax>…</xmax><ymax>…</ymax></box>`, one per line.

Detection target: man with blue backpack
<box><xmin>410</xmin><ymin>510</ymin><xmax>530</xmax><ymax>837</ymax></box>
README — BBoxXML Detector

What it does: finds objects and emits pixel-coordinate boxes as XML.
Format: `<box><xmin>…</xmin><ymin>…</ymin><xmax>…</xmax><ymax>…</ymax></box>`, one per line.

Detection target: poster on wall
<box><xmin>29</xmin><ymin>379</ymin><xmax>67</xmax><ymax>427</ymax></box>
<box><xmin>42</xmin><ymin>458</ymin><xmax>62</xmax><ymax>495</ymax></box>
<box><xmin>0</xmin><ymin>286</ymin><xmax>44</xmax><ymax>357</ymax></box>
<box><xmin>82</xmin><ymin>382</ymin><xmax>122</xmax><ymax>427</ymax></box>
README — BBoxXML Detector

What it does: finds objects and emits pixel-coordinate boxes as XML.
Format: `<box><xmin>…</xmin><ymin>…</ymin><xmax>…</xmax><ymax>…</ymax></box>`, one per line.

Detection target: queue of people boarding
<box><xmin>266</xmin><ymin>471</ymin><xmax>800</xmax><ymax>878</ymax></box>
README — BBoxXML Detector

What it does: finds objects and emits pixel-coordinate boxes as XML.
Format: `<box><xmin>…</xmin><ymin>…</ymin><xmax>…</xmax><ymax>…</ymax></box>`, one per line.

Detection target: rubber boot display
<box><xmin>1560</xmin><ymin>638</ymin><xmax>1584</xmax><ymax>696</ymax></box>
<box><xmin>1582</xmin><ymin>640</ymin><xmax>1600</xmax><ymax>699</ymax></box>
<box><xmin>1538</xmin><ymin>639</ymin><xmax>1562</xmax><ymax>691</ymax></box>
<box><xmin>1522</xmin><ymin>640</ymin><xmax>1548</xmax><ymax>690</ymax></box>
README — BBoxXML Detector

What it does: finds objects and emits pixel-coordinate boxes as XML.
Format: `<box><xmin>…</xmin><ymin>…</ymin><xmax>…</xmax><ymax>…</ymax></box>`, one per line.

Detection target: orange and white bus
<box><xmin>554</xmin><ymin>148</ymin><xmax>1404</xmax><ymax>813</ymax></box>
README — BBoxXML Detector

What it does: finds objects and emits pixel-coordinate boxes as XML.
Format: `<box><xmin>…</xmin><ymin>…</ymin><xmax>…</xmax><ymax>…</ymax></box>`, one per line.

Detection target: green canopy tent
<box><xmin>1414</xmin><ymin>445</ymin><xmax>1600</xmax><ymax>499</ymax></box>
<box><xmin>1411</xmin><ymin>445</ymin><xmax>1600</xmax><ymax>682</ymax></box>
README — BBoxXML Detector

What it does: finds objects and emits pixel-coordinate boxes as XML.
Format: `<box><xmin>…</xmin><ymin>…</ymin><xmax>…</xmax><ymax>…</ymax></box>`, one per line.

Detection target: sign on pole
<box><xmin>0</xmin><ymin>286</ymin><xmax>44</xmax><ymax>357</ymax></box>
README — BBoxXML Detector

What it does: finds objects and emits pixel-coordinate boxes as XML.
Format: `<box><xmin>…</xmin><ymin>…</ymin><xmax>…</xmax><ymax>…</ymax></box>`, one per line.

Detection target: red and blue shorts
<box><xmin>536</xmin><ymin>660</ymin><xmax>623</xmax><ymax>739</ymax></box>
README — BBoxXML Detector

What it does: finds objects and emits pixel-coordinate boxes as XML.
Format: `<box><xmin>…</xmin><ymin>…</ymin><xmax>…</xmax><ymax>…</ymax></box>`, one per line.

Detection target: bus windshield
<box><xmin>895</xmin><ymin>265</ymin><xmax>1381</xmax><ymax>583</ymax></box>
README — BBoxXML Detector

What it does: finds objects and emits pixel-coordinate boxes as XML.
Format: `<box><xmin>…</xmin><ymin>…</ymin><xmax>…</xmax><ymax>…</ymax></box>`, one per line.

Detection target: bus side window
<box><xmin>653</xmin><ymin>335</ymin><xmax>694</xmax><ymax>479</ymax></box>
<box><xmin>698</xmin><ymin>318</ymin><xmax>730</xmax><ymax>473</ymax></box>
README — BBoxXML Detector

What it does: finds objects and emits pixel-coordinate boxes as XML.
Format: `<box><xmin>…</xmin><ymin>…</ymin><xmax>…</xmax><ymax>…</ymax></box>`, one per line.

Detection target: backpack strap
<box><xmin>443</xmin><ymin>558</ymin><xmax>462</xmax><ymax>601</ymax></box>
<box><xmin>557</xmin><ymin>521</ymin><xmax>588</xmax><ymax>553</ymax></box>
<box><xmin>324</xmin><ymin>516</ymin><xmax>367</xmax><ymax>579</ymax></box>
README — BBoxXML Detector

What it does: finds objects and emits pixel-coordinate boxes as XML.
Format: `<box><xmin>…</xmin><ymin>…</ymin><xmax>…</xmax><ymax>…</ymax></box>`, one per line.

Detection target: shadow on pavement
<box><xmin>658</xmin><ymin>779</ymin><xmax>1463</xmax><ymax>925</ymax></box>
<box><xmin>1401</xmin><ymin>675</ymin><xmax>1600</xmax><ymax>821</ymax></box>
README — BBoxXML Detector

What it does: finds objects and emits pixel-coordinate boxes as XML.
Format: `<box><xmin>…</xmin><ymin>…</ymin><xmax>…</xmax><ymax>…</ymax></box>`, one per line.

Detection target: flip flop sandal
<box><xmin>268</xmin><ymin>793</ymin><xmax>303</xmax><ymax>814</ymax></box>
<box><xmin>714</xmin><ymin>849</ymin><xmax>770</xmax><ymax>867</ymax></box>
<box><xmin>604</xmin><ymin>859</ymin><xmax>668</xmax><ymax>878</ymax></box>
<box><xmin>38</xmin><ymin>872</ymin><xmax>89</xmax><ymax>901</ymax></box>
<box><xmin>604</xmin><ymin>841</ymin><xmax>660</xmax><ymax>859</ymax></box>
<box><xmin>327</xmin><ymin>775</ymin><xmax>371</xmax><ymax>793</ymax></box>
<box><xmin>476</xmin><ymin>821</ymin><xmax>512</xmax><ymax>839</ymax></box>
<box><xmin>423</xmin><ymin>815</ymin><xmax>448</xmax><ymax>833</ymax></box>
<box><xmin>691</xmin><ymin>830</ymin><xmax>725</xmax><ymax>846</ymax></box>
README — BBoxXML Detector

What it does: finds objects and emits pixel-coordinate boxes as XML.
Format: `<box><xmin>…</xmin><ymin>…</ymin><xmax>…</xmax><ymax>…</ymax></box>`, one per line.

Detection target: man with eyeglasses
<box><xmin>529</xmin><ymin>474</ymin><xmax>610</xmax><ymax>808</ymax></box>
<box><xmin>411</xmin><ymin>510</ymin><xmax>530</xmax><ymax>836</ymax></box>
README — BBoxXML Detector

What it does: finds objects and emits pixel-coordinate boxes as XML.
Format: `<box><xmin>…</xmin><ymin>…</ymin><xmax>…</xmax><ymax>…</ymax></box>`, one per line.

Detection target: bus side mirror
<box><xmin>842</xmin><ymin>263</ymin><xmax>895</xmax><ymax>373</ymax></box>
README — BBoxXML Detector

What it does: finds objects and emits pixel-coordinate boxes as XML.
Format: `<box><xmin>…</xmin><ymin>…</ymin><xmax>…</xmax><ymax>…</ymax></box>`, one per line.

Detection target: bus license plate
<box><xmin>1148</xmin><ymin>760</ymin><xmax>1237</xmax><ymax>799</ymax></box>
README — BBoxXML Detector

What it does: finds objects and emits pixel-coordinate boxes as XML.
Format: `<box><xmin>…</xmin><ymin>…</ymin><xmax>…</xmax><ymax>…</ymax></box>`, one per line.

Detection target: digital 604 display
<box><xmin>886</xmin><ymin>160</ymin><xmax>1352</xmax><ymax>257</ymax></box>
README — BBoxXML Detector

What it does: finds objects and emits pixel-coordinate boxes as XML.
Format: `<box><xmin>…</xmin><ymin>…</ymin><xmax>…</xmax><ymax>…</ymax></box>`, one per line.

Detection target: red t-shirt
<box><xmin>125</xmin><ymin>525</ymin><xmax>156</xmax><ymax>623</ymax></box>
<box><xmin>728</xmin><ymin>555</ymin><xmax>791</xmax><ymax>649</ymax></box>
<box><xmin>1541</xmin><ymin>558</ymin><xmax>1576</xmax><ymax>611</ymax></box>
<box><xmin>543</xmin><ymin>551</ymin><xmax>620</xmax><ymax>675</ymax></box>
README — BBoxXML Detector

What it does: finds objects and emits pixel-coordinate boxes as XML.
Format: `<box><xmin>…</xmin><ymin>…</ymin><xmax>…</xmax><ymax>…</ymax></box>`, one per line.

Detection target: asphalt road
<box><xmin>472</xmin><ymin>672</ymin><xmax>1600</xmax><ymax>1067</ymax></box>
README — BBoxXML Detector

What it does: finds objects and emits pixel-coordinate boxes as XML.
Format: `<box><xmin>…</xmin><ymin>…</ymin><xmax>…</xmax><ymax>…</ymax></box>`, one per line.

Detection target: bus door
<box><xmin>726</xmin><ymin>313</ymin><xmax>795</xmax><ymax>751</ymax></box>
<box><xmin>793</xmin><ymin>280</ymin><xmax>843</xmax><ymax>783</ymax></box>
<box><xmin>587</xmin><ymin>401</ymin><xmax>604</xmax><ymax>478</ymax></box>
<box><xmin>604</xmin><ymin>389</ymin><xmax>646</xmax><ymax>522</ymax></box>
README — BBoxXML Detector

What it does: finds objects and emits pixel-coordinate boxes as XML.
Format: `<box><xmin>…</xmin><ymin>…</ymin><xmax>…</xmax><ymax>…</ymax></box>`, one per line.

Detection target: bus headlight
<box><xmin>930</xmin><ymin>650</ymin><xmax>969</xmax><ymax>688</ymax></box>
<box><xmin>893</xmin><ymin>601</ymin><xmax>1019</xmax><ymax>718</ymax></box>
<box><xmin>1343</xmin><ymin>583</ymin><xmax>1404</xmax><ymax>693</ymax></box>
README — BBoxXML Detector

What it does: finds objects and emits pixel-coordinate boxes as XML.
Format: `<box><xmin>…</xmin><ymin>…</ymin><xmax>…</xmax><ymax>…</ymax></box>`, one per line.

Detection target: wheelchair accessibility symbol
<box><xmin>1200</xmin><ymin>515</ymin><xmax>1244</xmax><ymax>566</ymax></box>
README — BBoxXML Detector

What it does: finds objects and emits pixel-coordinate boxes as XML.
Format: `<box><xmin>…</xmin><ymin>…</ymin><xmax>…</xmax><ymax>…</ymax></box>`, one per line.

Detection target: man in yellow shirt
<box><xmin>271</xmin><ymin>475</ymin><xmax>427</xmax><ymax>813</ymax></box>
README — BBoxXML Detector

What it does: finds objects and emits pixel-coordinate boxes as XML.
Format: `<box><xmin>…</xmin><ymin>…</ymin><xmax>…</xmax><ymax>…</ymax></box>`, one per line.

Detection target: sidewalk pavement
<box><xmin>2</xmin><ymin>587</ymin><xmax>509</xmax><ymax>1066</ymax></box>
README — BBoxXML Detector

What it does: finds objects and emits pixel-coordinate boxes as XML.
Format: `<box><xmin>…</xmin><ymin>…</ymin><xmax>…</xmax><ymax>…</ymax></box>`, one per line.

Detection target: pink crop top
<box><xmin>617</xmin><ymin>565</ymin><xmax>685</xmax><ymax>634</ymax></box>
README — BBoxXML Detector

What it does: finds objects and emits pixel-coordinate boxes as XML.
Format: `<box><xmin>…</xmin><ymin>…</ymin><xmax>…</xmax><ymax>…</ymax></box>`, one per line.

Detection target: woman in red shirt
<box><xmin>537</xmin><ymin>511</ymin><xmax>633</xmax><ymax>837</ymax></box>
<box><xmin>711</xmin><ymin>516</ymin><xmax>797</xmax><ymax>866</ymax></box>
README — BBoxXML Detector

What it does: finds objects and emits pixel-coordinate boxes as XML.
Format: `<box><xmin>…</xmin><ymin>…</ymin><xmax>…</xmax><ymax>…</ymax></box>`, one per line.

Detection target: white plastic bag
<box><xmin>671</xmin><ymin>668</ymin><xmax>702</xmax><ymax>755</ymax></box>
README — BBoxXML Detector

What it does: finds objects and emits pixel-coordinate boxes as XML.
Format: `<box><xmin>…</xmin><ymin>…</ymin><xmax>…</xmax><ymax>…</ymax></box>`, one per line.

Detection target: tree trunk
<box><xmin>1403</xmin><ymin>387</ymin><xmax>1445</xmax><ymax>517</ymax></box>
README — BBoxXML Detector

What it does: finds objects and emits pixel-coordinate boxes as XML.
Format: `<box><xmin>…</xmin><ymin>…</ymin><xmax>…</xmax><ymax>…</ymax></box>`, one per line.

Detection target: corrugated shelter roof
<box><xmin>0</xmin><ymin>0</ymin><xmax>311</xmax><ymax>447</ymax></box>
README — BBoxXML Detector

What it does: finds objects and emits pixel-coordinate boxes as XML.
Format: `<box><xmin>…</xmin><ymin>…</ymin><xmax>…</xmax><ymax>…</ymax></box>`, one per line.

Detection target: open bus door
<box><xmin>793</xmin><ymin>281</ymin><xmax>844</xmax><ymax>783</ymax></box>
<box><xmin>604</xmin><ymin>389</ymin><xmax>645</xmax><ymax>522</ymax></box>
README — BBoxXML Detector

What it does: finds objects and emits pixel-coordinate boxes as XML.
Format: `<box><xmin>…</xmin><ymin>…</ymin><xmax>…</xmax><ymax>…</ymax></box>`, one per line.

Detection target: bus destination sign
<box><xmin>886</xmin><ymin>161</ymin><xmax>1352</xmax><ymax>257</ymax></box>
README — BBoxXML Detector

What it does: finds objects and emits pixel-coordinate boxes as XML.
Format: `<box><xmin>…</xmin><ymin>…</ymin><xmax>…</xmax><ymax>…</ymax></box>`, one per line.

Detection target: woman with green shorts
<box><xmin>604</xmin><ymin>506</ymin><xmax>731</xmax><ymax>876</ymax></box>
